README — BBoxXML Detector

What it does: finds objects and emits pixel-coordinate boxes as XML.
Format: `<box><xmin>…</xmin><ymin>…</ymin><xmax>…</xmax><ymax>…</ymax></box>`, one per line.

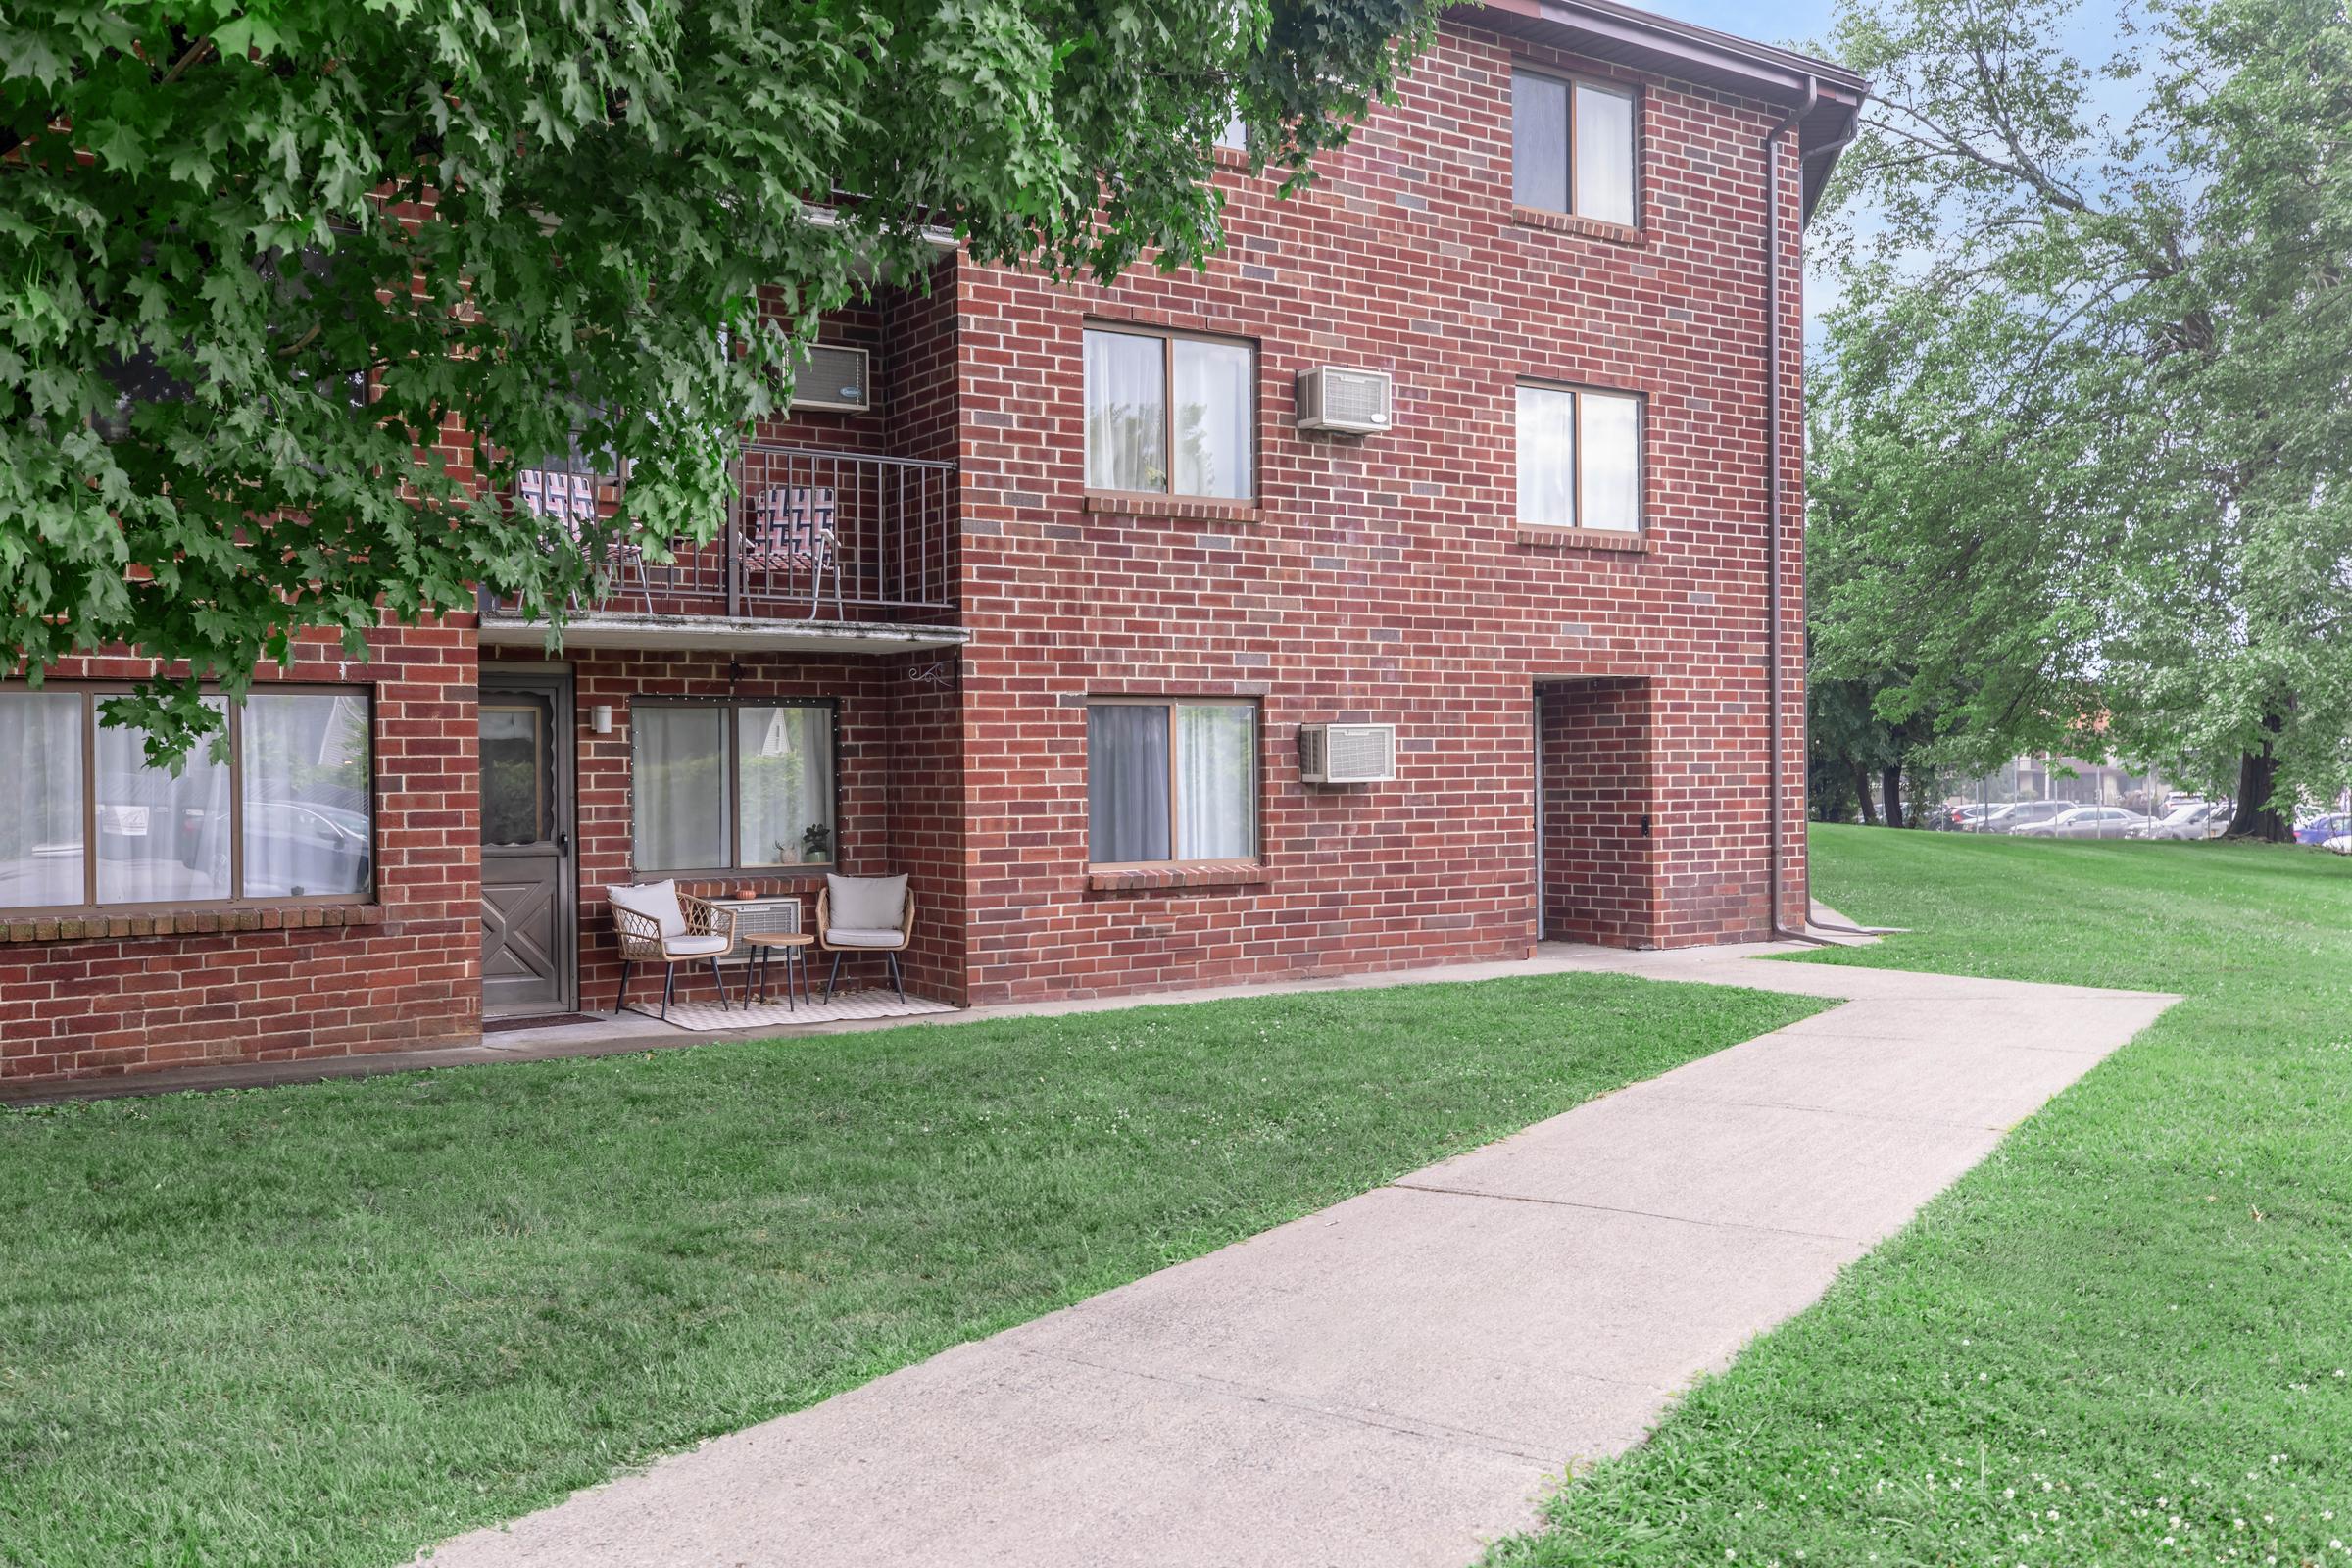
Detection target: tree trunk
<box><xmin>1881</xmin><ymin>765</ymin><xmax>1905</xmax><ymax>829</ymax></box>
<box><xmin>1853</xmin><ymin>761</ymin><xmax>1879</xmax><ymax>825</ymax></box>
<box><xmin>2229</xmin><ymin>741</ymin><xmax>2292</xmax><ymax>841</ymax></box>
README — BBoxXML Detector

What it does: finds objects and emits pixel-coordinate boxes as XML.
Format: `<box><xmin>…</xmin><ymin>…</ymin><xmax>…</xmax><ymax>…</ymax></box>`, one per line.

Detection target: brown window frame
<box><xmin>0</xmin><ymin>681</ymin><xmax>376</xmax><ymax>916</ymax></box>
<box><xmin>629</xmin><ymin>697</ymin><xmax>842</xmax><ymax>878</ymax></box>
<box><xmin>1080</xmin><ymin>322</ymin><xmax>1259</xmax><ymax>504</ymax></box>
<box><xmin>1510</xmin><ymin>68</ymin><xmax>1642</xmax><ymax>225</ymax></box>
<box><xmin>1515</xmin><ymin>379</ymin><xmax>1647</xmax><ymax>534</ymax></box>
<box><xmin>1084</xmin><ymin>696</ymin><xmax>1262</xmax><ymax>871</ymax></box>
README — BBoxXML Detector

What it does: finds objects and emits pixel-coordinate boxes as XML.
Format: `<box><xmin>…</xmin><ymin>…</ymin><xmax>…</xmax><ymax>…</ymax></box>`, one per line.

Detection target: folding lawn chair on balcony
<box><xmin>516</xmin><ymin>466</ymin><xmax>652</xmax><ymax>612</ymax></box>
<box><xmin>743</xmin><ymin>485</ymin><xmax>843</xmax><ymax>620</ymax></box>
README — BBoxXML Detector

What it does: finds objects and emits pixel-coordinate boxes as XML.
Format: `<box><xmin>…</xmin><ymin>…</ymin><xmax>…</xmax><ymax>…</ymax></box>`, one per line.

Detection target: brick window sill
<box><xmin>0</xmin><ymin>904</ymin><xmax>382</xmax><ymax>944</ymax></box>
<box><xmin>1088</xmin><ymin>862</ymin><xmax>1269</xmax><ymax>894</ymax></box>
<box><xmin>1511</xmin><ymin>207</ymin><xmax>1645</xmax><ymax>247</ymax></box>
<box><xmin>1516</xmin><ymin>527</ymin><xmax>1647</xmax><ymax>553</ymax></box>
<box><xmin>1084</xmin><ymin>492</ymin><xmax>1263</xmax><ymax>526</ymax></box>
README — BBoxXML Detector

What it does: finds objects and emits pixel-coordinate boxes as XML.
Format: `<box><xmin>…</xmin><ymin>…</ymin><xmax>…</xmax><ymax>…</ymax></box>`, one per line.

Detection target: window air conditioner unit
<box><xmin>1295</xmin><ymin>367</ymin><xmax>1393</xmax><ymax>434</ymax></box>
<box><xmin>1298</xmin><ymin>722</ymin><xmax>1396</xmax><ymax>785</ymax></box>
<box><xmin>790</xmin><ymin>343</ymin><xmax>872</xmax><ymax>413</ymax></box>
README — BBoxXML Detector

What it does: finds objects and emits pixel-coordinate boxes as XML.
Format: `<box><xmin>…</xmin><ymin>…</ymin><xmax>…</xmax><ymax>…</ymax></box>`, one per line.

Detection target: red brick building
<box><xmin>0</xmin><ymin>3</ymin><xmax>1864</xmax><ymax>1088</ymax></box>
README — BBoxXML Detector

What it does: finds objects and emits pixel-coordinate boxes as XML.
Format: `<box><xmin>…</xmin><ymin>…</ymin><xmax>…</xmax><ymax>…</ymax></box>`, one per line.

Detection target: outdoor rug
<box><xmin>652</xmin><ymin>987</ymin><xmax>957</xmax><ymax>1033</ymax></box>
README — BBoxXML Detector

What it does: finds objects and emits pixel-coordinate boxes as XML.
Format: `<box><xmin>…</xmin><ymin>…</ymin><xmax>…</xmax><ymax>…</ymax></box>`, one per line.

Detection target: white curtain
<box><xmin>1512</xmin><ymin>72</ymin><xmax>1570</xmax><ymax>210</ymax></box>
<box><xmin>1578</xmin><ymin>391</ymin><xmax>1642</xmax><ymax>531</ymax></box>
<box><xmin>1172</xmin><ymin>338</ymin><xmax>1252</xmax><ymax>499</ymax></box>
<box><xmin>95</xmin><ymin>696</ymin><xmax>231</xmax><ymax>904</ymax></box>
<box><xmin>1087</xmin><ymin>705</ymin><xmax>1170</xmax><ymax>863</ymax></box>
<box><xmin>1574</xmin><ymin>84</ymin><xmax>1636</xmax><ymax>225</ymax></box>
<box><xmin>0</xmin><ymin>693</ymin><xmax>86</xmax><ymax>909</ymax></box>
<box><xmin>1175</xmin><ymin>704</ymin><xmax>1256</xmax><ymax>860</ymax></box>
<box><xmin>737</xmin><ymin>706</ymin><xmax>834</xmax><ymax>865</ymax></box>
<box><xmin>633</xmin><ymin>706</ymin><xmax>729</xmax><ymax>870</ymax></box>
<box><xmin>242</xmin><ymin>692</ymin><xmax>372</xmax><ymax>898</ymax></box>
<box><xmin>1084</xmin><ymin>329</ymin><xmax>1167</xmax><ymax>492</ymax></box>
<box><xmin>1517</xmin><ymin>385</ymin><xmax>1577</xmax><ymax>527</ymax></box>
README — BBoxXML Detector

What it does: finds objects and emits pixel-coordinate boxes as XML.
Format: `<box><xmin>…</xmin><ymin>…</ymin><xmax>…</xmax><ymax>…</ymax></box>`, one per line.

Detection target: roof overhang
<box><xmin>1454</xmin><ymin>0</ymin><xmax>1867</xmax><ymax>220</ymax></box>
<box><xmin>479</xmin><ymin>612</ymin><xmax>972</xmax><ymax>657</ymax></box>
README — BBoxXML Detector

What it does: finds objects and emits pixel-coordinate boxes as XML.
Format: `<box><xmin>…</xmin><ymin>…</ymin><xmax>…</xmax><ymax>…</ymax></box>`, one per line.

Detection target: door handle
<box><xmin>555</xmin><ymin>830</ymin><xmax>570</xmax><ymax>857</ymax></box>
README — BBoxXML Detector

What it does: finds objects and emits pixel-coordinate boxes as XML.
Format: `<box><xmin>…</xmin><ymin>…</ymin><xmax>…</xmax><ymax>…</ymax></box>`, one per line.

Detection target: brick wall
<box><xmin>1</xmin><ymin>616</ymin><xmax>480</xmax><ymax>1086</ymax></box>
<box><xmin>949</xmin><ymin>17</ymin><xmax>1811</xmax><ymax>1004</ymax></box>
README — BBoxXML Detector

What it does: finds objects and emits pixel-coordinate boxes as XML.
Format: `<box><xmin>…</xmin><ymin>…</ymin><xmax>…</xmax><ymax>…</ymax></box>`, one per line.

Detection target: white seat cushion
<box><xmin>827</xmin><ymin>872</ymin><xmax>906</xmax><ymax>930</ymax></box>
<box><xmin>826</xmin><ymin>925</ymin><xmax>906</xmax><ymax>948</ymax></box>
<box><xmin>661</xmin><ymin>932</ymin><xmax>731</xmax><ymax>958</ymax></box>
<box><xmin>608</xmin><ymin>880</ymin><xmax>688</xmax><ymax>939</ymax></box>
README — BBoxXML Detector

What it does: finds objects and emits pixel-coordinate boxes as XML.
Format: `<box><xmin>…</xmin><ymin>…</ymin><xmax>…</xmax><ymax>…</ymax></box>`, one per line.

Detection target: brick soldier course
<box><xmin>1</xmin><ymin>4</ymin><xmax>1864</xmax><ymax>1088</ymax></box>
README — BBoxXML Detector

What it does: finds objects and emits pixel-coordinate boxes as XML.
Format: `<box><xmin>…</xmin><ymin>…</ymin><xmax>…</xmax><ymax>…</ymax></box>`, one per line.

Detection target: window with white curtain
<box><xmin>1517</xmin><ymin>383</ymin><xmax>1643</xmax><ymax>532</ymax></box>
<box><xmin>1087</xmin><ymin>700</ymin><xmax>1258</xmax><ymax>865</ymax></box>
<box><xmin>1512</xmin><ymin>71</ymin><xmax>1636</xmax><ymax>226</ymax></box>
<box><xmin>0</xmin><ymin>692</ymin><xmax>87</xmax><ymax>909</ymax></box>
<box><xmin>0</xmin><ymin>686</ymin><xmax>373</xmax><ymax>910</ymax></box>
<box><xmin>632</xmin><ymin>701</ymin><xmax>836</xmax><ymax>872</ymax></box>
<box><xmin>1083</xmin><ymin>326</ymin><xmax>1254</xmax><ymax>500</ymax></box>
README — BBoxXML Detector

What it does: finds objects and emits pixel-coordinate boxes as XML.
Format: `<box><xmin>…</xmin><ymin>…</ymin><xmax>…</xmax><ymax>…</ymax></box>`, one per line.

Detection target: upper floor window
<box><xmin>632</xmin><ymin>700</ymin><xmax>836</xmax><ymax>873</ymax></box>
<box><xmin>0</xmin><ymin>686</ymin><xmax>373</xmax><ymax>910</ymax></box>
<box><xmin>1512</xmin><ymin>71</ymin><xmax>1636</xmax><ymax>227</ymax></box>
<box><xmin>1087</xmin><ymin>700</ymin><xmax>1258</xmax><ymax>866</ymax></box>
<box><xmin>1518</xmin><ymin>383</ymin><xmax>1643</xmax><ymax>532</ymax></box>
<box><xmin>1083</xmin><ymin>325</ymin><xmax>1254</xmax><ymax>501</ymax></box>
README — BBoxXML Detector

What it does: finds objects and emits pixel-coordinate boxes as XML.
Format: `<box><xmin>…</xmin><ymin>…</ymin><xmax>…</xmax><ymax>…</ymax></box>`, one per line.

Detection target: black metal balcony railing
<box><xmin>489</xmin><ymin>443</ymin><xmax>956</xmax><ymax>621</ymax></box>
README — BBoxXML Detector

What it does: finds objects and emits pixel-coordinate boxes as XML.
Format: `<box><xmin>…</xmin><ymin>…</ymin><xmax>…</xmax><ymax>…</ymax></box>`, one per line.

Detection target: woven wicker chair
<box><xmin>608</xmin><ymin>880</ymin><xmax>739</xmax><ymax>1020</ymax></box>
<box><xmin>815</xmin><ymin>873</ymin><xmax>915</xmax><ymax>1002</ymax></box>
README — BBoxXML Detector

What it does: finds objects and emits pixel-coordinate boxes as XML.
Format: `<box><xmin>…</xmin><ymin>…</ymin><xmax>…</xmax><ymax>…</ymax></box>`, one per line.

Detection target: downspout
<box><xmin>1762</xmin><ymin>76</ymin><xmax>1816</xmax><ymax>940</ymax></box>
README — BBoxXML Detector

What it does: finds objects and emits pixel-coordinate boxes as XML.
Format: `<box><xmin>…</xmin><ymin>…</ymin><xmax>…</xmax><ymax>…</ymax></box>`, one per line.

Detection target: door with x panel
<box><xmin>479</xmin><ymin>674</ymin><xmax>576</xmax><ymax>1017</ymax></box>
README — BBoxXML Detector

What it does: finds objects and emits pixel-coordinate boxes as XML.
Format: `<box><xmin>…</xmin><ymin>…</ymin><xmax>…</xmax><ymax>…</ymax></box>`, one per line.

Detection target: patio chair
<box><xmin>743</xmin><ymin>484</ymin><xmax>843</xmax><ymax>620</ymax></box>
<box><xmin>518</xmin><ymin>465</ymin><xmax>653</xmax><ymax>612</ymax></box>
<box><xmin>815</xmin><ymin>872</ymin><xmax>913</xmax><ymax>1003</ymax></box>
<box><xmin>607</xmin><ymin>880</ymin><xmax>739</xmax><ymax>1020</ymax></box>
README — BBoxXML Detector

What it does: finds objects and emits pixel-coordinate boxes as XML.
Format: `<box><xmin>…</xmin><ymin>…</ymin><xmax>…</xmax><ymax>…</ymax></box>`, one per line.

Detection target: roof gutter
<box><xmin>1762</xmin><ymin>74</ymin><xmax>1815</xmax><ymax>941</ymax></box>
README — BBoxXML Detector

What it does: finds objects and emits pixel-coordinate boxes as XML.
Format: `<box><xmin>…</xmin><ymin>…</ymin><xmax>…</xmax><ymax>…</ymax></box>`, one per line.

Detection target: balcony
<box><xmin>477</xmin><ymin>444</ymin><xmax>968</xmax><ymax>657</ymax></box>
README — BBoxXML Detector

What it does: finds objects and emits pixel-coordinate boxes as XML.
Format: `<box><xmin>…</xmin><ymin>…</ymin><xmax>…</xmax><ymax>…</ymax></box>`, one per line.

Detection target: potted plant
<box><xmin>800</xmin><ymin>823</ymin><xmax>833</xmax><ymax>864</ymax></box>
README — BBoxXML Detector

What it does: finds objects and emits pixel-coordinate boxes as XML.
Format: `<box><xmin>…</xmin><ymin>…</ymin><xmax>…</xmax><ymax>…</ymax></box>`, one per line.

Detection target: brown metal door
<box><xmin>479</xmin><ymin>673</ymin><xmax>576</xmax><ymax>1017</ymax></box>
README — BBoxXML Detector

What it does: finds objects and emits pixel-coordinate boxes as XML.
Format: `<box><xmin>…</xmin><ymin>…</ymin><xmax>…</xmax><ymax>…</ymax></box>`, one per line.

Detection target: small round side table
<box><xmin>741</xmin><ymin>931</ymin><xmax>814</xmax><ymax>1009</ymax></box>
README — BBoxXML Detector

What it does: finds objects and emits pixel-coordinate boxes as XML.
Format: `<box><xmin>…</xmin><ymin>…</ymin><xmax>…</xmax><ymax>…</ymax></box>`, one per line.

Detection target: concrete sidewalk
<box><xmin>421</xmin><ymin>942</ymin><xmax>2178</xmax><ymax>1568</ymax></box>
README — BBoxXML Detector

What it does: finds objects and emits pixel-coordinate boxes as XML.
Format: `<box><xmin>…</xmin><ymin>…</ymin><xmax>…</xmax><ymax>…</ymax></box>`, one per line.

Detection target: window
<box><xmin>1087</xmin><ymin>701</ymin><xmax>1258</xmax><ymax>865</ymax></box>
<box><xmin>0</xmin><ymin>687</ymin><xmax>373</xmax><ymax>910</ymax></box>
<box><xmin>632</xmin><ymin>701</ymin><xmax>836</xmax><ymax>872</ymax></box>
<box><xmin>1512</xmin><ymin>71</ymin><xmax>1636</xmax><ymax>226</ymax></box>
<box><xmin>1216</xmin><ymin>112</ymin><xmax>1249</xmax><ymax>152</ymax></box>
<box><xmin>1517</xmin><ymin>383</ymin><xmax>1643</xmax><ymax>532</ymax></box>
<box><xmin>1083</xmin><ymin>326</ymin><xmax>1254</xmax><ymax>500</ymax></box>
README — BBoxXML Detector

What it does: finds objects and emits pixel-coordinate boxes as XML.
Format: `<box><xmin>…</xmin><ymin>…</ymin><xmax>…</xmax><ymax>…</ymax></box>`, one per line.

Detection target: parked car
<box><xmin>1976</xmin><ymin>800</ymin><xmax>2074</xmax><ymax>834</ymax></box>
<box><xmin>2146</xmin><ymin>800</ymin><xmax>2231</xmax><ymax>841</ymax></box>
<box><xmin>2294</xmin><ymin>812</ymin><xmax>2352</xmax><ymax>846</ymax></box>
<box><xmin>2013</xmin><ymin>805</ymin><xmax>2152</xmax><ymax>839</ymax></box>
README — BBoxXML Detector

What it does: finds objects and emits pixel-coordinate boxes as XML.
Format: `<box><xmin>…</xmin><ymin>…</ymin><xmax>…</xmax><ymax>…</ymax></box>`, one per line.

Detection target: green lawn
<box><xmin>0</xmin><ymin>972</ymin><xmax>1824</xmax><ymax>1568</ymax></box>
<box><xmin>1492</xmin><ymin>826</ymin><xmax>2352</xmax><ymax>1568</ymax></box>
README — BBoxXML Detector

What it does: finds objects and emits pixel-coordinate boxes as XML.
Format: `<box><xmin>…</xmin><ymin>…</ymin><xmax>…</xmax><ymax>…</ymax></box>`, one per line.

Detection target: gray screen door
<box><xmin>479</xmin><ymin>673</ymin><xmax>576</xmax><ymax>1016</ymax></box>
